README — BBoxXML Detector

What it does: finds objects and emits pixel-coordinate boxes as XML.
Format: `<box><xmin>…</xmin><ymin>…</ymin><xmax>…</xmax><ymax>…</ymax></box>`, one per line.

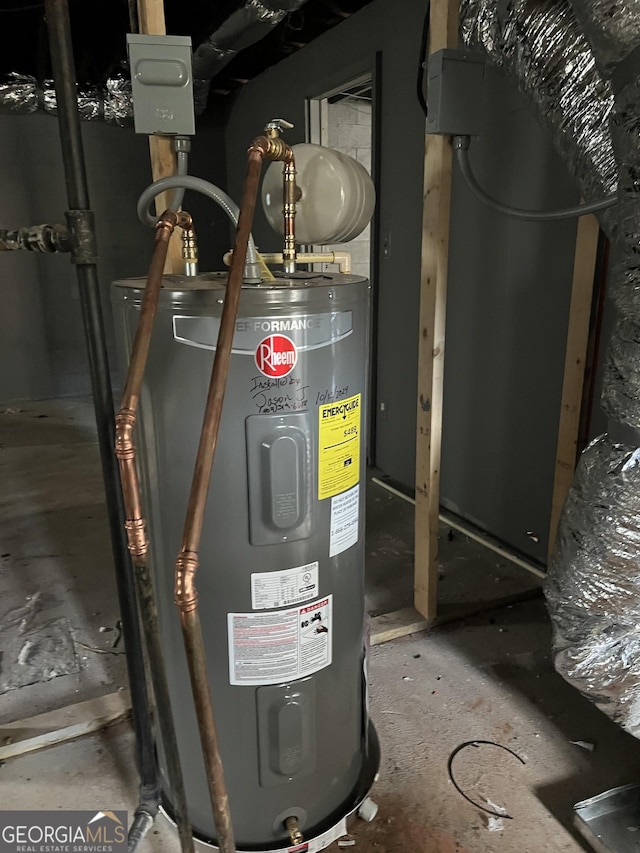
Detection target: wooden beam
<box><xmin>370</xmin><ymin>608</ymin><xmax>431</xmax><ymax>645</ymax></box>
<box><xmin>136</xmin><ymin>0</ymin><xmax>166</xmax><ymax>34</ymax></box>
<box><xmin>136</xmin><ymin>0</ymin><xmax>182</xmax><ymax>274</ymax></box>
<box><xmin>0</xmin><ymin>691</ymin><xmax>131</xmax><ymax>761</ymax></box>
<box><xmin>370</xmin><ymin>587</ymin><xmax>543</xmax><ymax>646</ymax></box>
<box><xmin>548</xmin><ymin>214</ymin><xmax>600</xmax><ymax>560</ymax></box>
<box><xmin>414</xmin><ymin>0</ymin><xmax>459</xmax><ymax>621</ymax></box>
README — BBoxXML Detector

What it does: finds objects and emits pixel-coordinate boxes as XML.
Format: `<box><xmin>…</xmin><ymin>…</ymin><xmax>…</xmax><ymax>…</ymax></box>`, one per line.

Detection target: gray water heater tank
<box><xmin>111</xmin><ymin>272</ymin><xmax>379</xmax><ymax>851</ymax></box>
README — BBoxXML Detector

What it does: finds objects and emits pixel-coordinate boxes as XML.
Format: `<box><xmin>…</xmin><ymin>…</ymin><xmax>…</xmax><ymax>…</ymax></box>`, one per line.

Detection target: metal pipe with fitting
<box><xmin>182</xmin><ymin>227</ymin><xmax>198</xmax><ymax>277</ymax></box>
<box><xmin>285</xmin><ymin>817</ymin><xmax>304</xmax><ymax>847</ymax></box>
<box><xmin>283</xmin><ymin>159</ymin><xmax>297</xmax><ymax>274</ymax></box>
<box><xmin>115</xmin><ymin>209</ymin><xmax>196</xmax><ymax>853</ymax></box>
<box><xmin>44</xmin><ymin>2</ymin><xmax>163</xmax><ymax>850</ymax></box>
<box><xmin>0</xmin><ymin>223</ymin><xmax>71</xmax><ymax>253</ymax></box>
<box><xmin>265</xmin><ymin>119</ymin><xmax>298</xmax><ymax>274</ymax></box>
<box><xmin>223</xmin><ymin>250</ymin><xmax>352</xmax><ymax>275</ymax></box>
<box><xmin>137</xmin><ymin>175</ymin><xmax>261</xmax><ymax>282</ymax></box>
<box><xmin>172</xmin><ymin>123</ymin><xmax>296</xmax><ymax>853</ymax></box>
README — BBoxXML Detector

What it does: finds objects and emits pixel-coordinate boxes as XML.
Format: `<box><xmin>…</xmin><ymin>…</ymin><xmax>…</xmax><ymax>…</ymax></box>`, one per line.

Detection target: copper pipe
<box><xmin>117</xmin><ymin>210</ymin><xmax>192</xmax><ymax>558</ymax></box>
<box><xmin>173</xmin><ymin>134</ymin><xmax>292</xmax><ymax>853</ymax></box>
<box><xmin>115</xmin><ymin>208</ymin><xmax>195</xmax><ymax>853</ymax></box>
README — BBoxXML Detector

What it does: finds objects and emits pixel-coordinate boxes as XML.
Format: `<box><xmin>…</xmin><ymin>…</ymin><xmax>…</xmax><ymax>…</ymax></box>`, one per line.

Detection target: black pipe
<box><xmin>44</xmin><ymin>0</ymin><xmax>159</xmax><ymax>836</ymax></box>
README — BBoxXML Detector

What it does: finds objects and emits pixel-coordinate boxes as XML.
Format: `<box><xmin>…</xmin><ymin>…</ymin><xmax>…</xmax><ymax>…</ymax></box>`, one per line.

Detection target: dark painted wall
<box><xmin>1</xmin><ymin>2</ymin><xmax>584</xmax><ymax>562</ymax></box>
<box><xmin>222</xmin><ymin>0</ymin><xmax>582</xmax><ymax>561</ymax></box>
<box><xmin>0</xmin><ymin>111</ymin><xmax>228</xmax><ymax>402</ymax></box>
<box><xmin>442</xmin><ymin>67</ymin><xmax>580</xmax><ymax>563</ymax></box>
<box><xmin>222</xmin><ymin>0</ymin><xmax>428</xmax><ymax>487</ymax></box>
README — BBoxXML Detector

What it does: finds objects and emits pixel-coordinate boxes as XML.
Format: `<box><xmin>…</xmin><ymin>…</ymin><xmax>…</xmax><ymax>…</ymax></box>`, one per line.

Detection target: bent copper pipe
<box><xmin>174</xmin><ymin>135</ymin><xmax>294</xmax><ymax>853</ymax></box>
<box><xmin>115</xmin><ymin>209</ymin><xmax>196</xmax><ymax>853</ymax></box>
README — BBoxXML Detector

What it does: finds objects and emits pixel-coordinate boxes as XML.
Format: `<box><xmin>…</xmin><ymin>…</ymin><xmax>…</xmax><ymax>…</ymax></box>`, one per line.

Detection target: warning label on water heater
<box><xmin>227</xmin><ymin>596</ymin><xmax>332</xmax><ymax>686</ymax></box>
<box><xmin>318</xmin><ymin>393</ymin><xmax>361</xmax><ymax>500</ymax></box>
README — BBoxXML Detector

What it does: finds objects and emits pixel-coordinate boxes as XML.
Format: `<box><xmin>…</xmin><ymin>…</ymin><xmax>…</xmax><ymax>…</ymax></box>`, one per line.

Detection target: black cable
<box><xmin>417</xmin><ymin>0</ymin><xmax>430</xmax><ymax>118</ymax></box>
<box><xmin>447</xmin><ymin>740</ymin><xmax>526</xmax><ymax>819</ymax></box>
<box><xmin>454</xmin><ymin>135</ymin><xmax>618</xmax><ymax>221</ymax></box>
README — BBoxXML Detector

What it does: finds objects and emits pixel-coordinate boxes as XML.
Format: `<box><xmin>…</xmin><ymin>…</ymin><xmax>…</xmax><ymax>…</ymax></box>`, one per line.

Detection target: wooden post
<box><xmin>413</xmin><ymin>0</ymin><xmax>459</xmax><ymax>621</ymax></box>
<box><xmin>136</xmin><ymin>0</ymin><xmax>183</xmax><ymax>274</ymax></box>
<box><xmin>548</xmin><ymin>214</ymin><xmax>600</xmax><ymax>560</ymax></box>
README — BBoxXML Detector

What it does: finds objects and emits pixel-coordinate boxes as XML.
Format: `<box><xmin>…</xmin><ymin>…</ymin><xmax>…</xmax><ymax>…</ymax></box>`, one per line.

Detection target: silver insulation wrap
<box><xmin>0</xmin><ymin>73</ymin><xmax>39</xmax><ymax>114</ymax></box>
<box><xmin>567</xmin><ymin>0</ymin><xmax>640</xmax><ymax>74</ymax></box>
<box><xmin>541</xmin><ymin>0</ymin><xmax>640</xmax><ymax>733</ymax></box>
<box><xmin>598</xmin><ymin>76</ymin><xmax>640</xmax><ymax>427</ymax></box>
<box><xmin>545</xmin><ymin>436</ymin><xmax>640</xmax><ymax>737</ymax></box>
<box><xmin>1</xmin><ymin>0</ymin><xmax>309</xmax><ymax>120</ymax></box>
<box><xmin>192</xmin><ymin>0</ymin><xmax>308</xmax><ymax>110</ymax></box>
<box><xmin>602</xmin><ymin>316</ymin><xmax>640</xmax><ymax>428</ymax></box>
<box><xmin>460</xmin><ymin>0</ymin><xmax>618</xmax><ymax>235</ymax></box>
<box><xmin>0</xmin><ymin>72</ymin><xmax>134</xmax><ymax>125</ymax></box>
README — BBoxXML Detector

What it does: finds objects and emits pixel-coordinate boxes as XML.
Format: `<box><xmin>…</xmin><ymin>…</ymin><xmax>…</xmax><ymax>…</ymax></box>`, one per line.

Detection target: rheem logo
<box><xmin>255</xmin><ymin>334</ymin><xmax>297</xmax><ymax>378</ymax></box>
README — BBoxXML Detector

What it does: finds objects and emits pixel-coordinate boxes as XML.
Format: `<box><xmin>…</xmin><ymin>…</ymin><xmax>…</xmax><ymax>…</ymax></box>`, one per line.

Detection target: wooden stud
<box><xmin>414</xmin><ymin>0</ymin><xmax>459</xmax><ymax>621</ymax></box>
<box><xmin>136</xmin><ymin>0</ymin><xmax>166</xmax><ymax>35</ymax></box>
<box><xmin>370</xmin><ymin>587</ymin><xmax>543</xmax><ymax>646</ymax></box>
<box><xmin>136</xmin><ymin>0</ymin><xmax>183</xmax><ymax>274</ymax></box>
<box><xmin>0</xmin><ymin>691</ymin><xmax>131</xmax><ymax>761</ymax></box>
<box><xmin>548</xmin><ymin>214</ymin><xmax>600</xmax><ymax>560</ymax></box>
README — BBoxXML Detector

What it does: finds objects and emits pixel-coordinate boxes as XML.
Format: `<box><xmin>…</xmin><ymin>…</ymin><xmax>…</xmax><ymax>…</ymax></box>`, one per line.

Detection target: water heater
<box><xmin>112</xmin><ymin>268</ymin><xmax>379</xmax><ymax>851</ymax></box>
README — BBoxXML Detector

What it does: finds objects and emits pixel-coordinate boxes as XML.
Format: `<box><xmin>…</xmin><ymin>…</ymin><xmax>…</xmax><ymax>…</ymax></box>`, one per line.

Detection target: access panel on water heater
<box><xmin>245</xmin><ymin>412</ymin><xmax>313</xmax><ymax>546</ymax></box>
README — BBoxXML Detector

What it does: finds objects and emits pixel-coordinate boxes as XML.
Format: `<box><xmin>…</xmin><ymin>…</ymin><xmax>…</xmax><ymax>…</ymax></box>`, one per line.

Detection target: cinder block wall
<box><xmin>322</xmin><ymin>96</ymin><xmax>372</xmax><ymax>280</ymax></box>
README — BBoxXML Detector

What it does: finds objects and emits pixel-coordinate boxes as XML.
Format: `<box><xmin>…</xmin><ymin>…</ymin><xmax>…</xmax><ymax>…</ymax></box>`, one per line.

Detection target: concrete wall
<box><xmin>323</xmin><ymin>96</ymin><xmax>372</xmax><ymax>280</ymax></box>
<box><xmin>0</xmin><ymin>111</ymin><xmax>228</xmax><ymax>403</ymax></box>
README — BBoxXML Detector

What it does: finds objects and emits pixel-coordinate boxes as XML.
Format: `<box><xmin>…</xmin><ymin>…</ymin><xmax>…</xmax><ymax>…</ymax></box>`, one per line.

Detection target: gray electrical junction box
<box><xmin>426</xmin><ymin>49</ymin><xmax>486</xmax><ymax>137</ymax></box>
<box><xmin>127</xmin><ymin>34</ymin><xmax>195</xmax><ymax>136</ymax></box>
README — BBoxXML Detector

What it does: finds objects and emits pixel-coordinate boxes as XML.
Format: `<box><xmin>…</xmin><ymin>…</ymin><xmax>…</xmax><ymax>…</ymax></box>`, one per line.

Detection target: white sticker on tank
<box><xmin>251</xmin><ymin>561</ymin><xmax>319</xmax><ymax>610</ymax></box>
<box><xmin>299</xmin><ymin>817</ymin><xmax>348</xmax><ymax>853</ymax></box>
<box><xmin>228</xmin><ymin>595</ymin><xmax>332</xmax><ymax>686</ymax></box>
<box><xmin>329</xmin><ymin>485</ymin><xmax>360</xmax><ymax>557</ymax></box>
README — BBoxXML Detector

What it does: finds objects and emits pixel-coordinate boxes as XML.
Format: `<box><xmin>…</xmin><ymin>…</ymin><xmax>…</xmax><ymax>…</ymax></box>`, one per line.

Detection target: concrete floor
<box><xmin>4</xmin><ymin>598</ymin><xmax>640</xmax><ymax>852</ymax></box>
<box><xmin>4</xmin><ymin>398</ymin><xmax>634</xmax><ymax>851</ymax></box>
<box><xmin>0</xmin><ymin>400</ymin><xmax>127</xmax><ymax>723</ymax></box>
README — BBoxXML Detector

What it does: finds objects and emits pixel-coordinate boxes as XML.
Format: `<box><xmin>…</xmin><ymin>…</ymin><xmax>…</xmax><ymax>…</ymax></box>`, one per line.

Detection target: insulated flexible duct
<box><xmin>0</xmin><ymin>71</ymin><xmax>135</xmax><ymax>124</ymax></box>
<box><xmin>461</xmin><ymin>0</ymin><xmax>640</xmax><ymax>736</ymax></box>
<box><xmin>460</xmin><ymin>0</ymin><xmax>618</xmax><ymax>236</ymax></box>
<box><xmin>565</xmin><ymin>0</ymin><xmax>640</xmax><ymax>74</ymax></box>
<box><xmin>191</xmin><ymin>0</ymin><xmax>308</xmax><ymax>112</ymax></box>
<box><xmin>1</xmin><ymin>0</ymin><xmax>311</xmax><ymax>122</ymax></box>
<box><xmin>534</xmin><ymin>0</ymin><xmax>640</xmax><ymax>736</ymax></box>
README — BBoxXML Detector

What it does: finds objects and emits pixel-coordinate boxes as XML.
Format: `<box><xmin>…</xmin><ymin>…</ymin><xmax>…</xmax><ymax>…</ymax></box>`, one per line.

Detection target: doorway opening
<box><xmin>307</xmin><ymin>69</ymin><xmax>380</xmax><ymax>466</ymax></box>
<box><xmin>307</xmin><ymin>75</ymin><xmax>373</xmax><ymax>282</ymax></box>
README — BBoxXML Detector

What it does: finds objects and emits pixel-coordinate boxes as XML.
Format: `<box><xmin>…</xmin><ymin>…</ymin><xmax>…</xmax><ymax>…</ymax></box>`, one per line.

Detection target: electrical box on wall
<box><xmin>426</xmin><ymin>49</ymin><xmax>486</xmax><ymax>137</ymax></box>
<box><xmin>127</xmin><ymin>34</ymin><xmax>195</xmax><ymax>135</ymax></box>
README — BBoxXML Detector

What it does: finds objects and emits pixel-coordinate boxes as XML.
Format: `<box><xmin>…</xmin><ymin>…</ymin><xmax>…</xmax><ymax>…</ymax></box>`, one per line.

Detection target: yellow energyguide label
<box><xmin>318</xmin><ymin>393</ymin><xmax>361</xmax><ymax>500</ymax></box>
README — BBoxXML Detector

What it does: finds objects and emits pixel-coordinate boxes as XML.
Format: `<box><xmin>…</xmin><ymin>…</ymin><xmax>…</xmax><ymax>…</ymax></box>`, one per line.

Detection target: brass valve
<box><xmin>265</xmin><ymin>118</ymin><xmax>294</xmax><ymax>138</ymax></box>
<box><xmin>285</xmin><ymin>816</ymin><xmax>304</xmax><ymax>846</ymax></box>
